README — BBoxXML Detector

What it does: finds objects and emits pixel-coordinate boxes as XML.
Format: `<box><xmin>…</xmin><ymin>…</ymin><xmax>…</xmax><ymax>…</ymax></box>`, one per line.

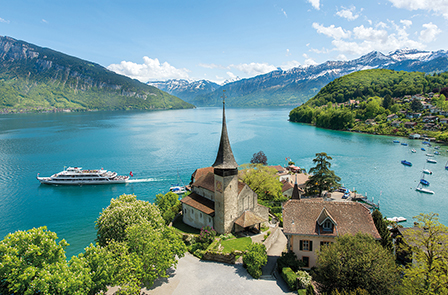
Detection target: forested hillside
<box><xmin>0</xmin><ymin>36</ymin><xmax>193</xmax><ymax>112</ymax></box>
<box><xmin>289</xmin><ymin>69</ymin><xmax>448</xmax><ymax>141</ymax></box>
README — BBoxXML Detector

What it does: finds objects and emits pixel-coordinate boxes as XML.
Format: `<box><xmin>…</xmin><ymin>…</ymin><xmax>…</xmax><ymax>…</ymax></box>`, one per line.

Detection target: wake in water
<box><xmin>126</xmin><ymin>178</ymin><xmax>158</xmax><ymax>183</ymax></box>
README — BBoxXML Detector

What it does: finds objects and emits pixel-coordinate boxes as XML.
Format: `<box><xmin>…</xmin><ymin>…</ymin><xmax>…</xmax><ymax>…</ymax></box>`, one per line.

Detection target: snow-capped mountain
<box><xmin>150</xmin><ymin>49</ymin><xmax>448</xmax><ymax>107</ymax></box>
<box><xmin>147</xmin><ymin>79</ymin><xmax>220</xmax><ymax>103</ymax></box>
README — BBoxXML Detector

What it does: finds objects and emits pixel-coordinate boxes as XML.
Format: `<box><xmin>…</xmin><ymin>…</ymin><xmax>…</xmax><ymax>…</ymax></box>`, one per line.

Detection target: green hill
<box><xmin>0</xmin><ymin>36</ymin><xmax>194</xmax><ymax>112</ymax></box>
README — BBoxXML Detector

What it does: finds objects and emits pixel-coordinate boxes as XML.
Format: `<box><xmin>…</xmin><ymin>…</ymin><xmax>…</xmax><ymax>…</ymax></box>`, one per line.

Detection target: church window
<box><xmin>191</xmin><ymin>209</ymin><xmax>194</xmax><ymax>214</ymax></box>
<box><xmin>209</xmin><ymin>217</ymin><xmax>211</xmax><ymax>222</ymax></box>
<box><xmin>200</xmin><ymin>213</ymin><xmax>202</xmax><ymax>218</ymax></box>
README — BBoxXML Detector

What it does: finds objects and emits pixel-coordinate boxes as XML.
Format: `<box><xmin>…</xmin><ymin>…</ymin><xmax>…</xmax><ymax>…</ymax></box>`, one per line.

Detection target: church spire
<box><xmin>291</xmin><ymin>174</ymin><xmax>301</xmax><ymax>200</ymax></box>
<box><xmin>212</xmin><ymin>91</ymin><xmax>238</xmax><ymax>170</ymax></box>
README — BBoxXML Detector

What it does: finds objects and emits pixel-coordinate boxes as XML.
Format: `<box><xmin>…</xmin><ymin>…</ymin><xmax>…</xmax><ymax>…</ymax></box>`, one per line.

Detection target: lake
<box><xmin>0</xmin><ymin>107</ymin><xmax>447</xmax><ymax>258</ymax></box>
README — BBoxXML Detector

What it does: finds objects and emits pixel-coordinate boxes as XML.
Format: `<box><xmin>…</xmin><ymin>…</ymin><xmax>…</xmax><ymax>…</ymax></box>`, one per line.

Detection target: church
<box><xmin>180</xmin><ymin>98</ymin><xmax>269</xmax><ymax>234</ymax></box>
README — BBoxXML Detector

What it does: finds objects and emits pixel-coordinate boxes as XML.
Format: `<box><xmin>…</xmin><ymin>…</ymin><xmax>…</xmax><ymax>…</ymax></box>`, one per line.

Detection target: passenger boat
<box><xmin>387</xmin><ymin>216</ymin><xmax>407</xmax><ymax>223</ymax></box>
<box><xmin>37</xmin><ymin>167</ymin><xmax>130</xmax><ymax>185</ymax></box>
<box><xmin>427</xmin><ymin>158</ymin><xmax>437</xmax><ymax>164</ymax></box>
<box><xmin>401</xmin><ymin>160</ymin><xmax>412</xmax><ymax>166</ymax></box>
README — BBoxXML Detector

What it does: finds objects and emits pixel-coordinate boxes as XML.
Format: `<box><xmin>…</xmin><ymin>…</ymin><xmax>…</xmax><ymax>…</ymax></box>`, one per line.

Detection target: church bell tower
<box><xmin>212</xmin><ymin>92</ymin><xmax>239</xmax><ymax>234</ymax></box>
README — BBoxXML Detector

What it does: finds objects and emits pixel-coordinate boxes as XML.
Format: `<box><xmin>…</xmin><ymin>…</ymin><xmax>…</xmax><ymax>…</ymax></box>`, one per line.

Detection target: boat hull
<box><xmin>416</xmin><ymin>187</ymin><xmax>434</xmax><ymax>194</ymax></box>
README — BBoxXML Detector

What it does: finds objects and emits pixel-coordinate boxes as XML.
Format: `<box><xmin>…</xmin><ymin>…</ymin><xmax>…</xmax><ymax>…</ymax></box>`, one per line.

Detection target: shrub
<box><xmin>278</xmin><ymin>251</ymin><xmax>303</xmax><ymax>272</ymax></box>
<box><xmin>243</xmin><ymin>243</ymin><xmax>267</xmax><ymax>279</ymax></box>
<box><xmin>198</xmin><ymin>226</ymin><xmax>216</xmax><ymax>244</ymax></box>
<box><xmin>282</xmin><ymin>267</ymin><xmax>298</xmax><ymax>290</ymax></box>
<box><xmin>297</xmin><ymin>270</ymin><xmax>312</xmax><ymax>289</ymax></box>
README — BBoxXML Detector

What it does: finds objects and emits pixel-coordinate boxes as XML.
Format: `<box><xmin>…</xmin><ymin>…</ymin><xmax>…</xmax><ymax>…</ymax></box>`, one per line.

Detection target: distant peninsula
<box><xmin>0</xmin><ymin>36</ymin><xmax>194</xmax><ymax>113</ymax></box>
<box><xmin>289</xmin><ymin>69</ymin><xmax>448</xmax><ymax>143</ymax></box>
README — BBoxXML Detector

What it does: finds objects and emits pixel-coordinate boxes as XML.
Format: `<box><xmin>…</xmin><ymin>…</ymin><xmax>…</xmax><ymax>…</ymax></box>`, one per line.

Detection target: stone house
<box><xmin>404</xmin><ymin>122</ymin><xmax>417</xmax><ymax>129</ymax></box>
<box><xmin>282</xmin><ymin>198</ymin><xmax>380</xmax><ymax>269</ymax></box>
<box><xmin>181</xmin><ymin>101</ymin><xmax>269</xmax><ymax>234</ymax></box>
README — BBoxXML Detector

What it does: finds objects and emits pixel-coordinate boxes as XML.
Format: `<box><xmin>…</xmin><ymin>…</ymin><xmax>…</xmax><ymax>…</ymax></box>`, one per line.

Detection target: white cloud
<box><xmin>199</xmin><ymin>63</ymin><xmax>225</xmax><ymax>69</ymax></box>
<box><xmin>312</xmin><ymin>23</ymin><xmax>351</xmax><ymax>40</ymax></box>
<box><xmin>337</xmin><ymin>54</ymin><xmax>348</xmax><ymax>60</ymax></box>
<box><xmin>400</xmin><ymin>19</ymin><xmax>412</xmax><ymax>28</ymax></box>
<box><xmin>281</xmin><ymin>8</ymin><xmax>288</xmax><ymax>18</ymax></box>
<box><xmin>281</xmin><ymin>60</ymin><xmax>301</xmax><ymax>70</ymax></box>
<box><xmin>376</xmin><ymin>22</ymin><xmax>388</xmax><ymax>29</ymax></box>
<box><xmin>0</xmin><ymin>17</ymin><xmax>10</xmax><ymax>24</ymax></box>
<box><xmin>42</xmin><ymin>19</ymin><xmax>48</xmax><ymax>24</ymax></box>
<box><xmin>286</xmin><ymin>49</ymin><xmax>291</xmax><ymax>56</ymax></box>
<box><xmin>229</xmin><ymin>62</ymin><xmax>277</xmax><ymax>76</ymax></box>
<box><xmin>107</xmin><ymin>56</ymin><xmax>190</xmax><ymax>82</ymax></box>
<box><xmin>353</xmin><ymin>25</ymin><xmax>388</xmax><ymax>42</ymax></box>
<box><xmin>226</xmin><ymin>72</ymin><xmax>238</xmax><ymax>80</ymax></box>
<box><xmin>388</xmin><ymin>0</ymin><xmax>448</xmax><ymax>19</ymax></box>
<box><xmin>336</xmin><ymin>7</ymin><xmax>359</xmax><ymax>21</ymax></box>
<box><xmin>419</xmin><ymin>22</ymin><xmax>442</xmax><ymax>42</ymax></box>
<box><xmin>307</xmin><ymin>0</ymin><xmax>320</xmax><ymax>10</ymax></box>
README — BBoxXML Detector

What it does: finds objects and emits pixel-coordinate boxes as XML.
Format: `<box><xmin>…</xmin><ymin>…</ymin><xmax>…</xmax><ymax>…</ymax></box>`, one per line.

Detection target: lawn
<box><xmin>172</xmin><ymin>217</ymin><xmax>200</xmax><ymax>235</ymax></box>
<box><xmin>219</xmin><ymin>237</ymin><xmax>252</xmax><ymax>253</ymax></box>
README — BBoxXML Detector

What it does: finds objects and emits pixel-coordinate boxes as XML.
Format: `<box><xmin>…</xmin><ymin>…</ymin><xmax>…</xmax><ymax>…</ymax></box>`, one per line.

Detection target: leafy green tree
<box><xmin>382</xmin><ymin>94</ymin><xmax>393</xmax><ymax>109</ymax></box>
<box><xmin>372</xmin><ymin>209</ymin><xmax>393</xmax><ymax>250</ymax></box>
<box><xmin>239</xmin><ymin>164</ymin><xmax>283</xmax><ymax>201</ymax></box>
<box><xmin>399</xmin><ymin>213</ymin><xmax>448</xmax><ymax>295</ymax></box>
<box><xmin>155</xmin><ymin>191</ymin><xmax>182</xmax><ymax>225</ymax></box>
<box><xmin>314</xmin><ymin>233</ymin><xmax>399</xmax><ymax>295</ymax></box>
<box><xmin>243</xmin><ymin>243</ymin><xmax>267</xmax><ymax>279</ymax></box>
<box><xmin>250</xmin><ymin>150</ymin><xmax>268</xmax><ymax>165</ymax></box>
<box><xmin>410</xmin><ymin>99</ymin><xmax>423</xmax><ymax>112</ymax></box>
<box><xmin>0</xmin><ymin>226</ymin><xmax>92</xmax><ymax>294</ymax></box>
<box><xmin>95</xmin><ymin>194</ymin><xmax>164</xmax><ymax>246</ymax></box>
<box><xmin>305</xmin><ymin>152</ymin><xmax>341</xmax><ymax>197</ymax></box>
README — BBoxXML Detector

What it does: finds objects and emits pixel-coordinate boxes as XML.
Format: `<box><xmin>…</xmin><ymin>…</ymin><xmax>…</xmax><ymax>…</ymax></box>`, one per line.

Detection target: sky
<box><xmin>1</xmin><ymin>0</ymin><xmax>448</xmax><ymax>84</ymax></box>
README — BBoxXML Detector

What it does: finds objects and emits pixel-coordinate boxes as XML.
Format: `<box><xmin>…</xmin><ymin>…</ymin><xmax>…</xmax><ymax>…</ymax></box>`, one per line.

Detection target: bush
<box><xmin>198</xmin><ymin>226</ymin><xmax>216</xmax><ymax>244</ymax></box>
<box><xmin>297</xmin><ymin>270</ymin><xmax>312</xmax><ymax>289</ymax></box>
<box><xmin>243</xmin><ymin>243</ymin><xmax>267</xmax><ymax>279</ymax></box>
<box><xmin>282</xmin><ymin>267</ymin><xmax>298</xmax><ymax>290</ymax></box>
<box><xmin>278</xmin><ymin>251</ymin><xmax>303</xmax><ymax>272</ymax></box>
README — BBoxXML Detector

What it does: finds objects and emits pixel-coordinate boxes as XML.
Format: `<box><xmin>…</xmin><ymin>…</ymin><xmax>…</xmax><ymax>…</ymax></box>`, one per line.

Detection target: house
<box><xmin>404</xmin><ymin>122</ymin><xmax>417</xmax><ymax>129</ymax></box>
<box><xmin>387</xmin><ymin>114</ymin><xmax>398</xmax><ymax>122</ymax></box>
<box><xmin>422</xmin><ymin>116</ymin><xmax>438</xmax><ymax>123</ymax></box>
<box><xmin>365</xmin><ymin>119</ymin><xmax>376</xmax><ymax>125</ymax></box>
<box><xmin>269</xmin><ymin>165</ymin><xmax>290</xmax><ymax>182</ymax></box>
<box><xmin>181</xmin><ymin>99</ymin><xmax>269</xmax><ymax>234</ymax></box>
<box><xmin>440</xmin><ymin>111</ymin><xmax>448</xmax><ymax>117</ymax></box>
<box><xmin>391</xmin><ymin>120</ymin><xmax>402</xmax><ymax>127</ymax></box>
<box><xmin>406</xmin><ymin>112</ymin><xmax>421</xmax><ymax>119</ymax></box>
<box><xmin>440</xmin><ymin>118</ymin><xmax>448</xmax><ymax>124</ymax></box>
<box><xmin>423</xmin><ymin>123</ymin><xmax>438</xmax><ymax>131</ymax></box>
<box><xmin>282</xmin><ymin>199</ymin><xmax>380</xmax><ymax>269</ymax></box>
<box><xmin>408</xmin><ymin>133</ymin><xmax>421</xmax><ymax>139</ymax></box>
<box><xmin>282</xmin><ymin>174</ymin><xmax>307</xmax><ymax>199</ymax></box>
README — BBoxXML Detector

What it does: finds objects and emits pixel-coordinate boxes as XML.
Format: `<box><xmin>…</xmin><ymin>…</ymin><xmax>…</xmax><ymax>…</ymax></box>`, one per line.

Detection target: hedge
<box><xmin>281</xmin><ymin>267</ymin><xmax>298</xmax><ymax>290</ymax></box>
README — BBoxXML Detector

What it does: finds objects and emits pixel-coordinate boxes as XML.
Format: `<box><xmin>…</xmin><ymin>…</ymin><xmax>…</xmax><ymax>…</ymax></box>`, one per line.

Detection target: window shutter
<box><xmin>310</xmin><ymin>241</ymin><xmax>313</xmax><ymax>251</ymax></box>
<box><xmin>299</xmin><ymin>240</ymin><xmax>303</xmax><ymax>251</ymax></box>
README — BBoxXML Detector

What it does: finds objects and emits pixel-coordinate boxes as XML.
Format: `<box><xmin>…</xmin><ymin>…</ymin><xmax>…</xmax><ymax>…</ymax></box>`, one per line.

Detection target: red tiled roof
<box><xmin>283</xmin><ymin>199</ymin><xmax>380</xmax><ymax>239</ymax></box>
<box><xmin>282</xmin><ymin>180</ymin><xmax>293</xmax><ymax>193</ymax></box>
<box><xmin>181</xmin><ymin>192</ymin><xmax>215</xmax><ymax>215</ymax></box>
<box><xmin>192</xmin><ymin>167</ymin><xmax>214</xmax><ymax>183</ymax></box>
<box><xmin>269</xmin><ymin>165</ymin><xmax>286</xmax><ymax>173</ymax></box>
<box><xmin>192</xmin><ymin>172</ymin><xmax>215</xmax><ymax>192</ymax></box>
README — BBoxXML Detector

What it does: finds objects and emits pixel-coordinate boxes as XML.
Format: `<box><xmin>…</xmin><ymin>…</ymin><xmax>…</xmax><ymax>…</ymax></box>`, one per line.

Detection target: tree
<box><xmin>382</xmin><ymin>94</ymin><xmax>393</xmax><ymax>109</ymax></box>
<box><xmin>250</xmin><ymin>150</ymin><xmax>268</xmax><ymax>165</ymax></box>
<box><xmin>399</xmin><ymin>213</ymin><xmax>448</xmax><ymax>294</ymax></box>
<box><xmin>243</xmin><ymin>243</ymin><xmax>267</xmax><ymax>279</ymax></box>
<box><xmin>0</xmin><ymin>226</ymin><xmax>92</xmax><ymax>294</ymax></box>
<box><xmin>305</xmin><ymin>152</ymin><xmax>341</xmax><ymax>197</ymax></box>
<box><xmin>410</xmin><ymin>99</ymin><xmax>423</xmax><ymax>112</ymax></box>
<box><xmin>314</xmin><ymin>233</ymin><xmax>399</xmax><ymax>295</ymax></box>
<box><xmin>372</xmin><ymin>209</ymin><xmax>393</xmax><ymax>250</ymax></box>
<box><xmin>95</xmin><ymin>194</ymin><xmax>165</xmax><ymax>246</ymax></box>
<box><xmin>239</xmin><ymin>164</ymin><xmax>283</xmax><ymax>201</ymax></box>
<box><xmin>155</xmin><ymin>191</ymin><xmax>182</xmax><ymax>225</ymax></box>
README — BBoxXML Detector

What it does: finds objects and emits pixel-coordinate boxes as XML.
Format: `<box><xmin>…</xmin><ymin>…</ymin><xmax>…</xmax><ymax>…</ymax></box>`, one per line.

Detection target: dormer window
<box><xmin>323</xmin><ymin>220</ymin><xmax>333</xmax><ymax>231</ymax></box>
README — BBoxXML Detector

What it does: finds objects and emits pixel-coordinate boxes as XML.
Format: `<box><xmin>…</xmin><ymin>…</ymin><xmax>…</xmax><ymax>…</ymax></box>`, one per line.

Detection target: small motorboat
<box><xmin>427</xmin><ymin>158</ymin><xmax>437</xmax><ymax>164</ymax></box>
<box><xmin>421</xmin><ymin>147</ymin><xmax>426</xmax><ymax>151</ymax></box>
<box><xmin>393</xmin><ymin>140</ymin><xmax>400</xmax><ymax>143</ymax></box>
<box><xmin>434</xmin><ymin>151</ymin><xmax>440</xmax><ymax>155</ymax></box>
<box><xmin>420</xmin><ymin>178</ymin><xmax>430</xmax><ymax>186</ymax></box>
<box><xmin>170</xmin><ymin>185</ymin><xmax>187</xmax><ymax>194</ymax></box>
<box><xmin>422</xmin><ymin>141</ymin><xmax>430</xmax><ymax>145</ymax></box>
<box><xmin>435</xmin><ymin>146</ymin><xmax>440</xmax><ymax>150</ymax></box>
<box><xmin>401</xmin><ymin>142</ymin><xmax>408</xmax><ymax>146</ymax></box>
<box><xmin>401</xmin><ymin>160</ymin><xmax>412</xmax><ymax>166</ymax></box>
<box><xmin>422</xmin><ymin>169</ymin><xmax>432</xmax><ymax>174</ymax></box>
<box><xmin>387</xmin><ymin>217</ymin><xmax>407</xmax><ymax>223</ymax></box>
<box><xmin>416</xmin><ymin>187</ymin><xmax>435</xmax><ymax>194</ymax></box>
<box><xmin>426</xmin><ymin>153</ymin><xmax>434</xmax><ymax>157</ymax></box>
<box><xmin>411</xmin><ymin>149</ymin><xmax>416</xmax><ymax>153</ymax></box>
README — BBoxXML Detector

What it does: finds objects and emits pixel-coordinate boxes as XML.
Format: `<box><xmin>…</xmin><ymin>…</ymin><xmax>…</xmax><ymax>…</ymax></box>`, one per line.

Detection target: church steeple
<box><xmin>212</xmin><ymin>91</ymin><xmax>238</xmax><ymax>170</ymax></box>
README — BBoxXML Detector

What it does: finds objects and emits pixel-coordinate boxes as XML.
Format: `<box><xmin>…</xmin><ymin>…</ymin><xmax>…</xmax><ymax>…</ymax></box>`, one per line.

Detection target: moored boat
<box><xmin>169</xmin><ymin>185</ymin><xmax>187</xmax><ymax>194</ymax></box>
<box><xmin>434</xmin><ymin>151</ymin><xmax>440</xmax><ymax>155</ymax></box>
<box><xmin>387</xmin><ymin>216</ymin><xmax>407</xmax><ymax>223</ymax></box>
<box><xmin>422</xmin><ymin>169</ymin><xmax>432</xmax><ymax>174</ymax></box>
<box><xmin>427</xmin><ymin>158</ymin><xmax>437</xmax><ymax>164</ymax></box>
<box><xmin>401</xmin><ymin>142</ymin><xmax>408</xmax><ymax>146</ymax></box>
<box><xmin>401</xmin><ymin>160</ymin><xmax>412</xmax><ymax>166</ymax></box>
<box><xmin>37</xmin><ymin>167</ymin><xmax>130</xmax><ymax>185</ymax></box>
<box><xmin>416</xmin><ymin>187</ymin><xmax>435</xmax><ymax>194</ymax></box>
<box><xmin>421</xmin><ymin>147</ymin><xmax>426</xmax><ymax>151</ymax></box>
<box><xmin>411</xmin><ymin>149</ymin><xmax>416</xmax><ymax>153</ymax></box>
<box><xmin>420</xmin><ymin>178</ymin><xmax>430</xmax><ymax>186</ymax></box>
<box><xmin>393</xmin><ymin>140</ymin><xmax>400</xmax><ymax>143</ymax></box>
<box><xmin>426</xmin><ymin>153</ymin><xmax>434</xmax><ymax>157</ymax></box>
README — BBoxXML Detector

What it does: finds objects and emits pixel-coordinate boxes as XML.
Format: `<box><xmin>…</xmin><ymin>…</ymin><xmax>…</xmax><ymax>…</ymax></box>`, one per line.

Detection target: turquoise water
<box><xmin>1</xmin><ymin>107</ymin><xmax>447</xmax><ymax>258</ymax></box>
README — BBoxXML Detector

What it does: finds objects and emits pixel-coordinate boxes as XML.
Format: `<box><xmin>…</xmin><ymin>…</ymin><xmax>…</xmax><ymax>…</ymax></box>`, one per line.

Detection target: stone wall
<box><xmin>263</xmin><ymin>224</ymin><xmax>280</xmax><ymax>252</ymax></box>
<box><xmin>202</xmin><ymin>251</ymin><xmax>236</xmax><ymax>264</ymax></box>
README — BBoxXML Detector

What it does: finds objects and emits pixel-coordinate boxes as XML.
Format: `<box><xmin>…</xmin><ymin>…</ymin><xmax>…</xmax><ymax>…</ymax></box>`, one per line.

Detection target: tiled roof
<box><xmin>282</xmin><ymin>180</ymin><xmax>293</xmax><ymax>193</ymax></box>
<box><xmin>181</xmin><ymin>192</ymin><xmax>215</xmax><ymax>215</ymax></box>
<box><xmin>234</xmin><ymin>210</ymin><xmax>267</xmax><ymax>228</ymax></box>
<box><xmin>238</xmin><ymin>181</ymin><xmax>246</xmax><ymax>194</ymax></box>
<box><xmin>192</xmin><ymin>167</ymin><xmax>214</xmax><ymax>183</ymax></box>
<box><xmin>269</xmin><ymin>165</ymin><xmax>286</xmax><ymax>173</ymax></box>
<box><xmin>283</xmin><ymin>199</ymin><xmax>380</xmax><ymax>239</ymax></box>
<box><xmin>192</xmin><ymin>172</ymin><xmax>215</xmax><ymax>192</ymax></box>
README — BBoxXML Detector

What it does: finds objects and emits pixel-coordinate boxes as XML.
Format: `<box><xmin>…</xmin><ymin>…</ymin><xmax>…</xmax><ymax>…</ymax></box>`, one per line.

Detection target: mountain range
<box><xmin>149</xmin><ymin>49</ymin><xmax>448</xmax><ymax>107</ymax></box>
<box><xmin>0</xmin><ymin>36</ymin><xmax>193</xmax><ymax>112</ymax></box>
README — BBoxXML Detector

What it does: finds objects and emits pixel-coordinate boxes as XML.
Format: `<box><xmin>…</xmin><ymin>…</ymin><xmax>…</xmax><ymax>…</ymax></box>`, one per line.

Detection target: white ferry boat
<box><xmin>37</xmin><ymin>167</ymin><xmax>130</xmax><ymax>185</ymax></box>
